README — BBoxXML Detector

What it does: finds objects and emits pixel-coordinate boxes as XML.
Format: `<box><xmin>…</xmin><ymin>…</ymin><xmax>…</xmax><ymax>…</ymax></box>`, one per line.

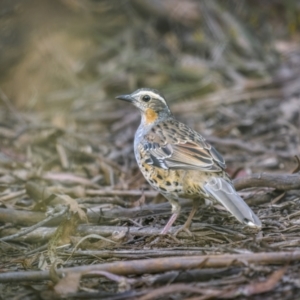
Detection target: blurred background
<box><xmin>1</xmin><ymin>0</ymin><xmax>299</xmax><ymax>107</ymax></box>
<box><xmin>0</xmin><ymin>0</ymin><xmax>300</xmax><ymax>189</ymax></box>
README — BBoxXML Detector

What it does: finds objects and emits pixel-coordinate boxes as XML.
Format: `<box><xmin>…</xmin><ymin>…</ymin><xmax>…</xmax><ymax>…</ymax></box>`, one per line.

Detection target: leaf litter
<box><xmin>0</xmin><ymin>0</ymin><xmax>300</xmax><ymax>299</ymax></box>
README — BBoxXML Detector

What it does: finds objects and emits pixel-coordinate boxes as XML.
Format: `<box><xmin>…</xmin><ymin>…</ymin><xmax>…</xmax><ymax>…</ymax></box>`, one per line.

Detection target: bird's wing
<box><xmin>142</xmin><ymin>119</ymin><xmax>225</xmax><ymax>172</ymax></box>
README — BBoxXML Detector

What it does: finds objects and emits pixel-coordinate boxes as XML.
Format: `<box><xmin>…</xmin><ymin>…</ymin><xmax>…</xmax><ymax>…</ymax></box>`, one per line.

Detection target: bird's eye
<box><xmin>142</xmin><ymin>95</ymin><xmax>151</xmax><ymax>102</ymax></box>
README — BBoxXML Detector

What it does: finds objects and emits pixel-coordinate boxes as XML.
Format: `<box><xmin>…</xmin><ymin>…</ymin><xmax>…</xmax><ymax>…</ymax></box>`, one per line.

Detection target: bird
<box><xmin>116</xmin><ymin>88</ymin><xmax>261</xmax><ymax>235</ymax></box>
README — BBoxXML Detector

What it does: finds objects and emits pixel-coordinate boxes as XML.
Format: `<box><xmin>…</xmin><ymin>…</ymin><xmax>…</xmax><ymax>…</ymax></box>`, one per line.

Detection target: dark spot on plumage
<box><xmin>160</xmin><ymin>187</ymin><xmax>167</xmax><ymax>192</ymax></box>
<box><xmin>174</xmin><ymin>181</ymin><xmax>179</xmax><ymax>186</ymax></box>
<box><xmin>210</xmin><ymin>147</ymin><xmax>225</xmax><ymax>167</ymax></box>
<box><xmin>149</xmin><ymin>179</ymin><xmax>154</xmax><ymax>184</ymax></box>
<box><xmin>153</xmin><ymin>178</ymin><xmax>157</xmax><ymax>184</ymax></box>
<box><xmin>195</xmin><ymin>155</ymin><xmax>212</xmax><ymax>164</ymax></box>
<box><xmin>156</xmin><ymin>174</ymin><xmax>163</xmax><ymax>180</ymax></box>
<box><xmin>149</xmin><ymin>154</ymin><xmax>168</xmax><ymax>170</ymax></box>
<box><xmin>166</xmin><ymin>181</ymin><xmax>171</xmax><ymax>186</ymax></box>
<box><xmin>162</xmin><ymin>146</ymin><xmax>172</xmax><ymax>156</ymax></box>
<box><xmin>171</xmin><ymin>128</ymin><xmax>176</xmax><ymax>133</ymax></box>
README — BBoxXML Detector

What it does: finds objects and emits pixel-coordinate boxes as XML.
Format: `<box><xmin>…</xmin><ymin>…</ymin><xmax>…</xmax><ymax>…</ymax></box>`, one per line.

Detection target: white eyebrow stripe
<box><xmin>135</xmin><ymin>91</ymin><xmax>166</xmax><ymax>104</ymax></box>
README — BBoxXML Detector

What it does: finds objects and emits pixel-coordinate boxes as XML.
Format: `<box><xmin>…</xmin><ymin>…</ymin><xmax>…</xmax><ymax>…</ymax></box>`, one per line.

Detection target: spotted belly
<box><xmin>141</xmin><ymin>163</ymin><xmax>181</xmax><ymax>193</ymax></box>
<box><xmin>135</xmin><ymin>139</ymin><xmax>220</xmax><ymax>199</ymax></box>
<box><xmin>138</xmin><ymin>157</ymin><xmax>216</xmax><ymax>200</ymax></box>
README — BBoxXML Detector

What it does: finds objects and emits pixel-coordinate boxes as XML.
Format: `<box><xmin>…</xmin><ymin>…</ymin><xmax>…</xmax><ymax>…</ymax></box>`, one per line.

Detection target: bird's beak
<box><xmin>116</xmin><ymin>94</ymin><xmax>134</xmax><ymax>102</ymax></box>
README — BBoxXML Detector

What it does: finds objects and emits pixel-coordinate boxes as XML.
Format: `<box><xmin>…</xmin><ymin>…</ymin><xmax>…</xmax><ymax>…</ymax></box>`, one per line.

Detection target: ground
<box><xmin>0</xmin><ymin>1</ymin><xmax>300</xmax><ymax>299</ymax></box>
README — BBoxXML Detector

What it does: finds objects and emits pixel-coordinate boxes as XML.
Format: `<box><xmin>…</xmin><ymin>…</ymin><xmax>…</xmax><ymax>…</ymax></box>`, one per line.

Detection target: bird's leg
<box><xmin>160</xmin><ymin>199</ymin><xmax>180</xmax><ymax>235</ymax></box>
<box><xmin>160</xmin><ymin>212</ymin><xmax>179</xmax><ymax>235</ymax></box>
<box><xmin>174</xmin><ymin>199</ymin><xmax>199</xmax><ymax>237</ymax></box>
<box><xmin>183</xmin><ymin>199</ymin><xmax>200</xmax><ymax>229</ymax></box>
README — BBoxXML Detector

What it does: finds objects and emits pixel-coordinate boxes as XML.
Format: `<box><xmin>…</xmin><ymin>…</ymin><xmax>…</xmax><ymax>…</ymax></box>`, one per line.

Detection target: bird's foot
<box><xmin>149</xmin><ymin>233</ymin><xmax>180</xmax><ymax>245</ymax></box>
<box><xmin>174</xmin><ymin>225</ymin><xmax>194</xmax><ymax>237</ymax></box>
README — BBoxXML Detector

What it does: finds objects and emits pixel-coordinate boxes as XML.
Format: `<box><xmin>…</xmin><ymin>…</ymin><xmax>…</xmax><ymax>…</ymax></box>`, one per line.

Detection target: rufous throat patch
<box><xmin>145</xmin><ymin>108</ymin><xmax>158</xmax><ymax>124</ymax></box>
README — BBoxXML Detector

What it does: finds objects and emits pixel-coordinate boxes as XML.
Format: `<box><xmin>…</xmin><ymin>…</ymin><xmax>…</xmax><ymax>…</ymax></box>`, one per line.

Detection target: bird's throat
<box><xmin>144</xmin><ymin>108</ymin><xmax>158</xmax><ymax>125</ymax></box>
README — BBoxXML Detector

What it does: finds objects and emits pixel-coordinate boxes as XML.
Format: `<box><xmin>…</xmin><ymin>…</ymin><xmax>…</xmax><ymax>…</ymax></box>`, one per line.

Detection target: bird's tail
<box><xmin>204</xmin><ymin>177</ymin><xmax>261</xmax><ymax>228</ymax></box>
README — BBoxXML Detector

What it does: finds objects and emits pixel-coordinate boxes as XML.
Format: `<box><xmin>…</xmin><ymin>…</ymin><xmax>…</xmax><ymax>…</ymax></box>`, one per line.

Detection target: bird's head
<box><xmin>116</xmin><ymin>88</ymin><xmax>172</xmax><ymax>125</ymax></box>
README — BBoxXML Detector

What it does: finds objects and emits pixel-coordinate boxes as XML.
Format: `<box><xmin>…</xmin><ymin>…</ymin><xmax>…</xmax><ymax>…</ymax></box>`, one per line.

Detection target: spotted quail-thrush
<box><xmin>116</xmin><ymin>88</ymin><xmax>261</xmax><ymax>234</ymax></box>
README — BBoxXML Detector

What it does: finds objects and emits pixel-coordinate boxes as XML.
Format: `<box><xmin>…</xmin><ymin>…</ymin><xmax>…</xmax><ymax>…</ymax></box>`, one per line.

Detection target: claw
<box><xmin>149</xmin><ymin>233</ymin><xmax>180</xmax><ymax>245</ymax></box>
<box><xmin>174</xmin><ymin>225</ymin><xmax>194</xmax><ymax>237</ymax></box>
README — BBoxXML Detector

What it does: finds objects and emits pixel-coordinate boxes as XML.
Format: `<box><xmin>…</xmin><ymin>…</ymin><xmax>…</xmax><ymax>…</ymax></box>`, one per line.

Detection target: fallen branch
<box><xmin>0</xmin><ymin>224</ymin><xmax>171</xmax><ymax>242</ymax></box>
<box><xmin>0</xmin><ymin>190</ymin><xmax>26</xmax><ymax>202</ymax></box>
<box><xmin>0</xmin><ymin>251</ymin><xmax>299</xmax><ymax>282</ymax></box>
<box><xmin>0</xmin><ymin>201</ymin><xmax>177</xmax><ymax>226</ymax></box>
<box><xmin>0</xmin><ymin>206</ymin><xmax>68</xmax><ymax>241</ymax></box>
<box><xmin>0</xmin><ymin>208</ymin><xmax>48</xmax><ymax>226</ymax></box>
<box><xmin>206</xmin><ymin>136</ymin><xmax>297</xmax><ymax>158</ymax></box>
<box><xmin>86</xmin><ymin>189</ymin><xmax>157</xmax><ymax>197</ymax></box>
<box><xmin>138</xmin><ymin>283</ymin><xmax>214</xmax><ymax>300</ymax></box>
<box><xmin>219</xmin><ymin>266</ymin><xmax>287</xmax><ymax>299</ymax></box>
<box><xmin>65</xmin><ymin>249</ymin><xmax>221</xmax><ymax>259</ymax></box>
<box><xmin>234</xmin><ymin>173</ymin><xmax>300</xmax><ymax>191</ymax></box>
<box><xmin>0</xmin><ymin>221</ymin><xmax>248</xmax><ymax>242</ymax></box>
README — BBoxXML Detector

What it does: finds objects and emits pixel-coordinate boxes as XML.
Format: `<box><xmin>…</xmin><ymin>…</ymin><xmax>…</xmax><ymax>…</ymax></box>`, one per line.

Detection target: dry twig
<box><xmin>0</xmin><ymin>206</ymin><xmax>69</xmax><ymax>242</ymax></box>
<box><xmin>234</xmin><ymin>173</ymin><xmax>300</xmax><ymax>191</ymax></box>
<box><xmin>0</xmin><ymin>251</ymin><xmax>298</xmax><ymax>282</ymax></box>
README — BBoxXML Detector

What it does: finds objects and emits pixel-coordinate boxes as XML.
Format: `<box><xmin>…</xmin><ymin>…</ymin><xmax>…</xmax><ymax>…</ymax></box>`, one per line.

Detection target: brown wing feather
<box><xmin>142</xmin><ymin>119</ymin><xmax>225</xmax><ymax>172</ymax></box>
<box><xmin>166</xmin><ymin>142</ymin><xmax>220</xmax><ymax>171</ymax></box>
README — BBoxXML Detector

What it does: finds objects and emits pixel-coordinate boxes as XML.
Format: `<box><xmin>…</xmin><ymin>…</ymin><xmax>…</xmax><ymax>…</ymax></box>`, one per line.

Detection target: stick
<box><xmin>64</xmin><ymin>249</ymin><xmax>218</xmax><ymax>259</ymax></box>
<box><xmin>86</xmin><ymin>189</ymin><xmax>158</xmax><ymax>197</ymax></box>
<box><xmin>0</xmin><ymin>251</ymin><xmax>299</xmax><ymax>282</ymax></box>
<box><xmin>0</xmin><ymin>200</ymin><xmax>178</xmax><ymax>226</ymax></box>
<box><xmin>0</xmin><ymin>220</ymin><xmax>247</xmax><ymax>242</ymax></box>
<box><xmin>233</xmin><ymin>173</ymin><xmax>300</xmax><ymax>191</ymax></box>
<box><xmin>0</xmin><ymin>190</ymin><xmax>26</xmax><ymax>202</ymax></box>
<box><xmin>0</xmin><ymin>206</ymin><xmax>68</xmax><ymax>241</ymax></box>
<box><xmin>0</xmin><ymin>208</ymin><xmax>48</xmax><ymax>226</ymax></box>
